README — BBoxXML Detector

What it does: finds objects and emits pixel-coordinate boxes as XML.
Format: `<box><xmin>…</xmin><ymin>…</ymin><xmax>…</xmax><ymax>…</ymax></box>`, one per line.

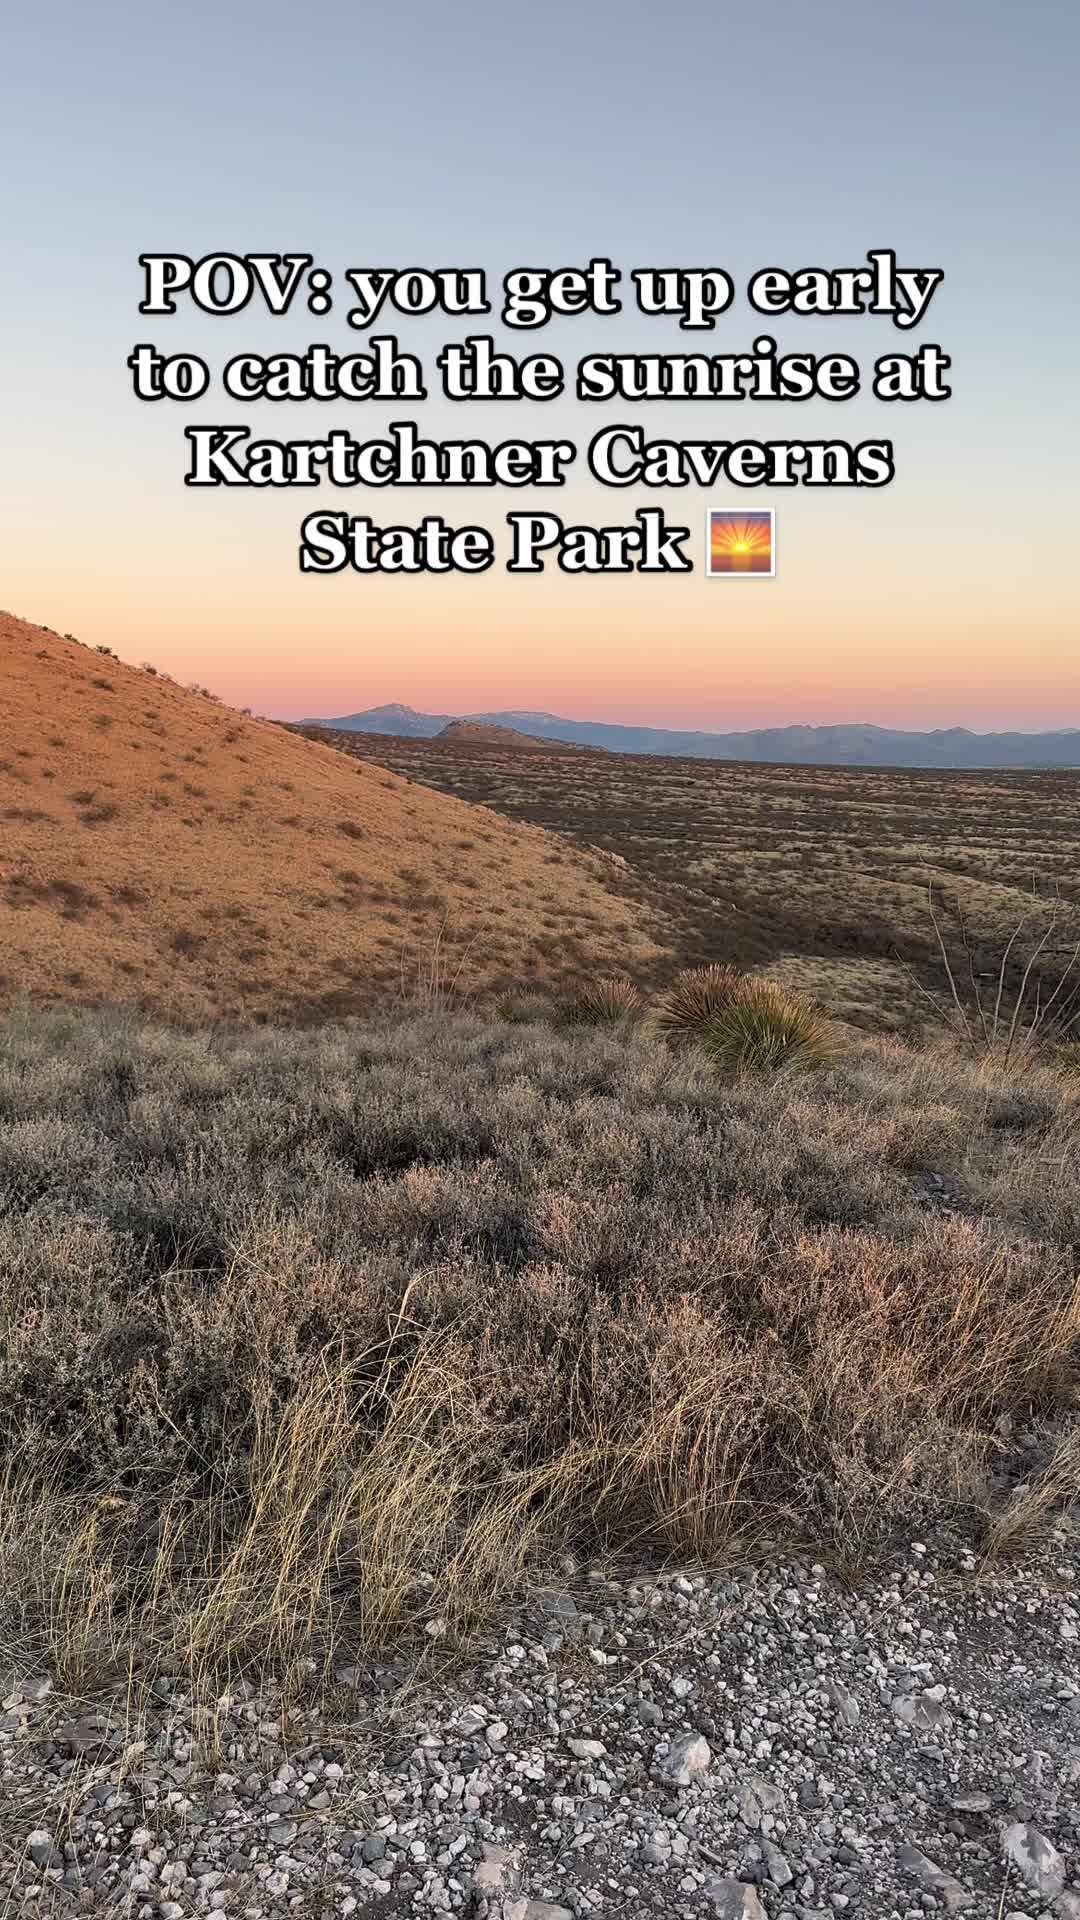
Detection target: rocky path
<box><xmin>3</xmin><ymin>1527</ymin><xmax>1079</xmax><ymax>1919</ymax></box>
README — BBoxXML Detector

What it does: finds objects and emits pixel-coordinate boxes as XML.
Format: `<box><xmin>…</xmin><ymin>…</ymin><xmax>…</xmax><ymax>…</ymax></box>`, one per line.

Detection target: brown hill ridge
<box><xmin>437</xmin><ymin>719</ymin><xmax>587</xmax><ymax>752</ymax></box>
<box><xmin>0</xmin><ymin>613</ymin><xmax>669</xmax><ymax>1020</ymax></box>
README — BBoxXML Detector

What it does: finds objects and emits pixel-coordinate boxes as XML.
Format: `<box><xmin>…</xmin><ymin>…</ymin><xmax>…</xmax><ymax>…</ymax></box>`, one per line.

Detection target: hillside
<box><xmin>0</xmin><ymin>613</ymin><xmax>669</xmax><ymax>1019</ymax></box>
<box><xmin>437</xmin><ymin>718</ymin><xmax>584</xmax><ymax>751</ymax></box>
<box><xmin>307</xmin><ymin>702</ymin><xmax>1080</xmax><ymax>769</ymax></box>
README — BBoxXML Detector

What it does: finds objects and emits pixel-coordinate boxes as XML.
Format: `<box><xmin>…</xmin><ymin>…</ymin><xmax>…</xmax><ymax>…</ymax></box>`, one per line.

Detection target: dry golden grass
<box><xmin>760</xmin><ymin>954</ymin><xmax>914</xmax><ymax>1030</ymax></box>
<box><xmin>0</xmin><ymin>613</ymin><xmax>672</xmax><ymax>1021</ymax></box>
<box><xmin>981</xmin><ymin>1423</ymin><xmax>1080</xmax><ymax>1560</ymax></box>
<box><xmin>1</xmin><ymin>1004</ymin><xmax>1078</xmax><ymax>1689</ymax></box>
<box><xmin>566</xmin><ymin>974</ymin><xmax>645</xmax><ymax>1026</ymax></box>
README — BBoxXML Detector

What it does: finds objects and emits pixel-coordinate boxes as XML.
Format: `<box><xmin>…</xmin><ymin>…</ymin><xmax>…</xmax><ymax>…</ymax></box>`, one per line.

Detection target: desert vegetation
<box><xmin>304</xmin><ymin>725</ymin><xmax>1080</xmax><ymax>1036</ymax></box>
<box><xmin>657</xmin><ymin>964</ymin><xmax>834</xmax><ymax>1074</ymax></box>
<box><xmin>2</xmin><ymin>999</ymin><xmax>1078</xmax><ymax>1697</ymax></box>
<box><xmin>5</xmin><ymin>613</ymin><xmax>1080</xmax><ymax>1722</ymax></box>
<box><xmin>565</xmin><ymin>973</ymin><xmax>645</xmax><ymax>1027</ymax></box>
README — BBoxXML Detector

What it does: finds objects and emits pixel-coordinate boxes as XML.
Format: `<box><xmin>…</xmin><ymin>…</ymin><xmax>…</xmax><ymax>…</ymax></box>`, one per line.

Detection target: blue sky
<box><xmin>1</xmin><ymin>0</ymin><xmax>1077</xmax><ymax>728</ymax></box>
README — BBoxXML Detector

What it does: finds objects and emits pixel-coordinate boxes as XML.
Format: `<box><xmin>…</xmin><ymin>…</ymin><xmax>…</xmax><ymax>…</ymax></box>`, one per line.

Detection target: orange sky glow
<box><xmin>2</xmin><ymin>3</ymin><xmax>1076</xmax><ymax>740</ymax></box>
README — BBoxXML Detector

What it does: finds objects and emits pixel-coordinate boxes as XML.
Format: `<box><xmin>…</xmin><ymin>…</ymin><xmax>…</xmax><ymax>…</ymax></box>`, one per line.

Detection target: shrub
<box><xmin>1</xmin><ymin>1005</ymin><xmax>1078</xmax><ymax>1687</ymax></box>
<box><xmin>170</xmin><ymin>928</ymin><xmax>206</xmax><ymax>956</ymax></box>
<box><xmin>917</xmin><ymin>885</ymin><xmax>1080</xmax><ymax>1071</ymax></box>
<box><xmin>566</xmin><ymin>975</ymin><xmax>644</xmax><ymax>1027</ymax></box>
<box><xmin>656</xmin><ymin>962</ymin><xmax>743</xmax><ymax>1038</ymax></box>
<box><xmin>699</xmin><ymin>979</ymin><xmax>835</xmax><ymax>1078</ymax></box>
<box><xmin>881</xmin><ymin>1100</ymin><xmax>968</xmax><ymax>1172</ymax></box>
<box><xmin>497</xmin><ymin>991</ymin><xmax>553</xmax><ymax>1025</ymax></box>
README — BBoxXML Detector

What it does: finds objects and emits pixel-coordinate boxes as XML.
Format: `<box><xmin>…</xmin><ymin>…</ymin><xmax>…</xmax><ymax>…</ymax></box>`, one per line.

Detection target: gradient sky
<box><xmin>1</xmin><ymin>0</ymin><xmax>1077</xmax><ymax>730</ymax></box>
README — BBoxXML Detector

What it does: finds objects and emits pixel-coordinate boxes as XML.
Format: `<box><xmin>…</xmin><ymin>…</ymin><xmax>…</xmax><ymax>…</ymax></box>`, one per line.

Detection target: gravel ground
<box><xmin>3</xmin><ymin>1525</ymin><xmax>1079</xmax><ymax>1920</ymax></box>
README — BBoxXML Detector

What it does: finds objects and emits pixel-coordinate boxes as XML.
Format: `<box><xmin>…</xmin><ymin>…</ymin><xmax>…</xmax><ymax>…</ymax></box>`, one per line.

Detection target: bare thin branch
<box><xmin>926</xmin><ymin>885</ymin><xmax>974</xmax><ymax>1047</ymax></box>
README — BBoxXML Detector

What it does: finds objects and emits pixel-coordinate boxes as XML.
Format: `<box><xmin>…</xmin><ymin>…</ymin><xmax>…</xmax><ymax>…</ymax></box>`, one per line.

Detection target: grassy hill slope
<box><xmin>0</xmin><ymin>614</ymin><xmax>670</xmax><ymax>1020</ymax></box>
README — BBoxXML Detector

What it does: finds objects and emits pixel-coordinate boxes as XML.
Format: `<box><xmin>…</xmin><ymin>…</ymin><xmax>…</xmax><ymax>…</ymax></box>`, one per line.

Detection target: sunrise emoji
<box><xmin>707</xmin><ymin>509</ymin><xmax>775</xmax><ymax>577</ymax></box>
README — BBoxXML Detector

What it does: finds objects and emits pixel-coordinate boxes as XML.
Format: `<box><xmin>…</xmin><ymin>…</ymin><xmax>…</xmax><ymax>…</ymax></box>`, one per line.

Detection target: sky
<box><xmin>1</xmin><ymin>0</ymin><xmax>1077</xmax><ymax>732</ymax></box>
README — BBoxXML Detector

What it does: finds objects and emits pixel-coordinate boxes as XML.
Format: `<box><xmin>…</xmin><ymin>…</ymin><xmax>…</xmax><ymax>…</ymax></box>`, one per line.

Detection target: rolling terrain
<box><xmin>0</xmin><ymin>614</ymin><xmax>671</xmax><ymax>1020</ymax></box>
<box><xmin>299</xmin><ymin>725</ymin><xmax>1080</xmax><ymax>1031</ymax></box>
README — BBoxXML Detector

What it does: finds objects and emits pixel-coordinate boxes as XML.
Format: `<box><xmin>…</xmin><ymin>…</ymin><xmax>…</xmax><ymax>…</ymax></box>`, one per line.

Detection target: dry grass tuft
<box><xmin>981</xmin><ymin>1422</ymin><xmax>1080</xmax><ymax>1560</ymax></box>
<box><xmin>656</xmin><ymin>962</ymin><xmax>744</xmax><ymax>1038</ymax></box>
<box><xmin>566</xmin><ymin>975</ymin><xmax>645</xmax><ymax>1027</ymax></box>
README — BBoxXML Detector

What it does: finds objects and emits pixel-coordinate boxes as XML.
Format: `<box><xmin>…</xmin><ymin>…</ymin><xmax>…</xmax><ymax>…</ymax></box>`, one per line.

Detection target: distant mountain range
<box><xmin>301</xmin><ymin>703</ymin><xmax>1080</xmax><ymax>770</ymax></box>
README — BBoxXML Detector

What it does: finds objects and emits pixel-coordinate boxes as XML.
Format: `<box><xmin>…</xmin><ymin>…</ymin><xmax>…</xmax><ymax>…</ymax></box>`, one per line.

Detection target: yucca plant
<box><xmin>699</xmin><ymin>979</ymin><xmax>834</xmax><ymax>1078</ymax></box>
<box><xmin>566</xmin><ymin>975</ymin><xmax>644</xmax><ymax>1027</ymax></box>
<box><xmin>656</xmin><ymin>963</ymin><xmax>743</xmax><ymax>1039</ymax></box>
